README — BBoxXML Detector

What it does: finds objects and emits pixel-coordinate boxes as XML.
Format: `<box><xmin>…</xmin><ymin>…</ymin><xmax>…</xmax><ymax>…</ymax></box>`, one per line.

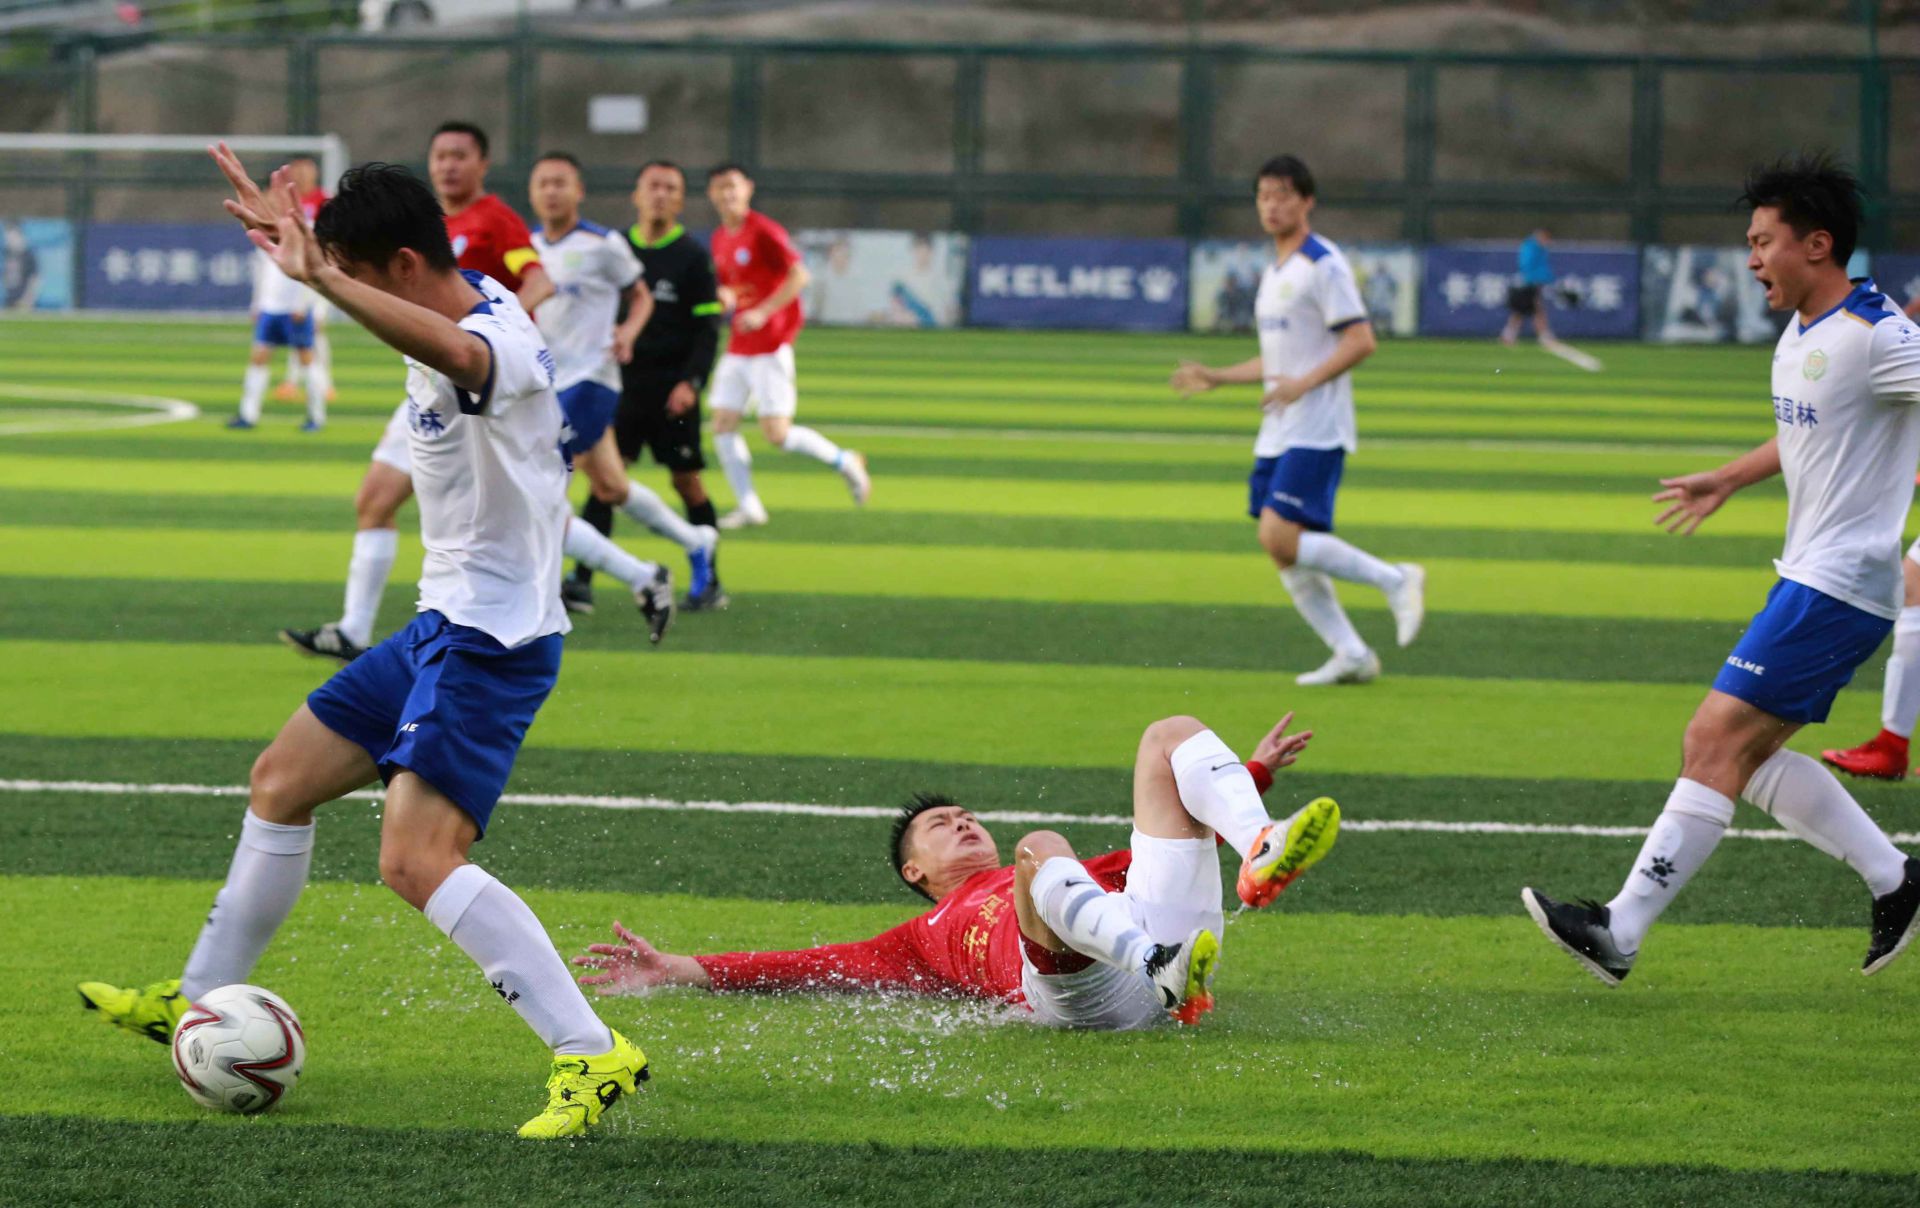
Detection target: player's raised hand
<box><xmin>1652</xmin><ymin>469</ymin><xmax>1732</xmax><ymax>536</ymax></box>
<box><xmin>1170</xmin><ymin>360</ymin><xmax>1215</xmax><ymax>396</ymax></box>
<box><xmin>572</xmin><ymin>920</ymin><xmax>676</xmax><ymax>995</ymax></box>
<box><xmin>208</xmin><ymin>141</ymin><xmax>282</xmax><ymax>235</ymax></box>
<box><xmin>246</xmin><ymin>178</ymin><xmax>327</xmax><ymax>285</ymax></box>
<box><xmin>1252</xmin><ymin>710</ymin><xmax>1313</xmax><ymax>772</ymax></box>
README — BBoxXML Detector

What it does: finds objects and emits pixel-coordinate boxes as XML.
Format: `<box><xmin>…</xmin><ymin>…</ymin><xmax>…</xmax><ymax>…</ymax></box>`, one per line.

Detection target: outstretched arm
<box><xmin>1171</xmin><ymin>355</ymin><xmax>1263</xmax><ymax>396</ymax></box>
<box><xmin>574</xmin><ymin>920</ymin><xmax>935</xmax><ymax>998</ymax></box>
<box><xmin>1652</xmin><ymin>437</ymin><xmax>1779</xmax><ymax>536</ymax></box>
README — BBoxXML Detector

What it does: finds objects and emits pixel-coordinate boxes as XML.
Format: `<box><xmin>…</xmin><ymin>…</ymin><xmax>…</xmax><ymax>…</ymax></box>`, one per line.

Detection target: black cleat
<box><xmin>560</xmin><ymin>578</ymin><xmax>595</xmax><ymax>616</ymax></box>
<box><xmin>635</xmin><ymin>566</ymin><xmax>674</xmax><ymax>645</ymax></box>
<box><xmin>1865</xmin><ymin>857</ymin><xmax>1920</xmax><ymax>976</ymax></box>
<box><xmin>683</xmin><ymin>578</ymin><xmax>729</xmax><ymax>613</ymax></box>
<box><xmin>280</xmin><ymin>622</ymin><xmax>366</xmax><ymax>664</ymax></box>
<box><xmin>1521</xmin><ymin>888</ymin><xmax>1634</xmax><ymax>986</ymax></box>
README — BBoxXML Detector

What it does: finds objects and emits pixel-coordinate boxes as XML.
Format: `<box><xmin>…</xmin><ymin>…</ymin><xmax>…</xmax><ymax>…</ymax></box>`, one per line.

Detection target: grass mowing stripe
<box><xmin>0</xmin><ymin>525</ymin><xmax>1792</xmax><ymax>621</ymax></box>
<box><xmin>0</xmin><ymin>576</ymin><xmax>1854</xmax><ymax>689</ymax></box>
<box><xmin>8</xmin><ymin>876</ymin><xmax>1918</xmax><ymax>1176</ymax></box>
<box><xmin>7</xmin><ymin>1120</ymin><xmax>1914</xmax><ymax>1208</ymax></box>
<box><xmin>0</xmin><ymin>639</ymin><xmax>1890</xmax><ymax>783</ymax></box>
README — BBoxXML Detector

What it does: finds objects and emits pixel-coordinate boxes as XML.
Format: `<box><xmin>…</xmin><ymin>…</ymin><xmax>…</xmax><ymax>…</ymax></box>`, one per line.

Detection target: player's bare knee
<box><xmin>1143</xmin><ymin>715</ymin><xmax>1205</xmax><ymax>756</ymax></box>
<box><xmin>761</xmin><ymin>417</ymin><xmax>789</xmax><ymax>445</ymax></box>
<box><xmin>1015</xmin><ymin>830</ymin><xmax>1074</xmax><ymax>872</ymax></box>
<box><xmin>248</xmin><ymin>749</ymin><xmax>313</xmax><ymax>825</ymax></box>
<box><xmin>377</xmin><ymin>839</ymin><xmax>451</xmax><ymax>910</ymax></box>
<box><xmin>586</xmin><ymin>473</ymin><xmax>626</xmax><ymax>505</ymax></box>
<box><xmin>712</xmin><ymin>410</ymin><xmax>741</xmax><ymax>434</ymax></box>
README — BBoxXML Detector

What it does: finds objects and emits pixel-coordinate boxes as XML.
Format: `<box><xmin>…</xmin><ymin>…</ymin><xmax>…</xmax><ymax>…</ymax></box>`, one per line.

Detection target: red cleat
<box><xmin>1822</xmin><ymin>730</ymin><xmax>1913</xmax><ymax>781</ymax></box>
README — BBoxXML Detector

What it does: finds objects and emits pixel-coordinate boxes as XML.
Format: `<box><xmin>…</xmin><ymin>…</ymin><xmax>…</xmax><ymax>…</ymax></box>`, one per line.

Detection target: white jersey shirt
<box><xmin>406</xmin><ymin>270</ymin><xmax>571</xmax><ymax>648</ymax></box>
<box><xmin>1253</xmin><ymin>232</ymin><xmax>1369</xmax><ymax>456</ymax></box>
<box><xmin>251</xmin><ymin>250</ymin><xmax>313</xmax><ymax>316</ymax></box>
<box><xmin>1772</xmin><ymin>279</ymin><xmax>1920</xmax><ymax>619</ymax></box>
<box><xmin>530</xmin><ymin>220</ymin><xmax>643</xmax><ymax>392</ymax></box>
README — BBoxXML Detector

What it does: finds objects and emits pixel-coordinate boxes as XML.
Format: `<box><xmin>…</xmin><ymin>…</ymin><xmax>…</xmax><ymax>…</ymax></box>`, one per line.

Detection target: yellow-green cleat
<box><xmin>517</xmin><ymin>1029</ymin><xmax>649</xmax><ymax>1139</ymax></box>
<box><xmin>77</xmin><ymin>978</ymin><xmax>189</xmax><ymax>1045</ymax></box>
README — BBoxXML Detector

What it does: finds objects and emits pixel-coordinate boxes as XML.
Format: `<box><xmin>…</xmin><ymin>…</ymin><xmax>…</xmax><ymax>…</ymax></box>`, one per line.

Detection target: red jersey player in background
<box><xmin>574</xmin><ymin>710</ymin><xmax>1341</xmax><ymax>1030</ymax></box>
<box><xmin>704</xmin><ymin>163</ymin><xmax>871</xmax><ymax>529</ymax></box>
<box><xmin>272</xmin><ymin>154</ymin><xmax>337</xmax><ymax>407</ymax></box>
<box><xmin>282</xmin><ymin>120</ymin><xmax>555</xmax><ymax>662</ymax></box>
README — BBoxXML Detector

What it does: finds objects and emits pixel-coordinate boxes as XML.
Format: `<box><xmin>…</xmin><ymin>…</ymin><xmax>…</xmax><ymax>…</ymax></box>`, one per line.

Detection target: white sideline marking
<box><xmin>828</xmin><ymin>423</ymin><xmax>1743</xmax><ymax>458</ymax></box>
<box><xmin>5</xmin><ymin>778</ymin><xmax>1913</xmax><ymax>844</ymax></box>
<box><xmin>0</xmin><ymin>383</ymin><xmax>199</xmax><ymax>436</ymax></box>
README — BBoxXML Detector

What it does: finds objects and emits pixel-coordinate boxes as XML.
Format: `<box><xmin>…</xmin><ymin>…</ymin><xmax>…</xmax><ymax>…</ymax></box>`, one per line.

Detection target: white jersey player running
<box><xmin>1524</xmin><ymin>155</ymin><xmax>1920</xmax><ymax>985</ymax></box>
<box><xmin>528</xmin><ymin>151</ymin><xmax>716</xmax><ymax>636</ymax></box>
<box><xmin>1172</xmin><ymin>154</ymin><xmax>1425</xmax><ymax>685</ymax></box>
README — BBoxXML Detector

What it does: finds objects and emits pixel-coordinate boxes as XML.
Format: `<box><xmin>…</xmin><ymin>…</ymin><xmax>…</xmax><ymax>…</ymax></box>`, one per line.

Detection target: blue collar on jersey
<box><xmin>459</xmin><ymin>267</ymin><xmax>496</xmax><ymax>316</ymax></box>
<box><xmin>538</xmin><ymin>219</ymin><xmax>609</xmax><ymax>245</ymax></box>
<box><xmin>1798</xmin><ymin>277</ymin><xmax>1887</xmax><ymax>335</ymax></box>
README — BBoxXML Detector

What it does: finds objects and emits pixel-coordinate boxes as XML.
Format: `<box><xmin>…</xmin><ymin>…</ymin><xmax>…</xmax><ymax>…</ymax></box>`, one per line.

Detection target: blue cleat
<box><xmin>225</xmin><ymin>415</ymin><xmax>256</xmax><ymax>430</ymax></box>
<box><xmin>300</xmin><ymin>418</ymin><xmax>325</xmax><ymax>433</ymax></box>
<box><xmin>687</xmin><ymin>546</ymin><xmax>714</xmax><ymax>600</ymax></box>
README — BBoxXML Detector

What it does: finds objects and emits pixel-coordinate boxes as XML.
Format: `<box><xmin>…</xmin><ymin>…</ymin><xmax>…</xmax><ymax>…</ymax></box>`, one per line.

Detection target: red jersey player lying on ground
<box><xmin>573</xmin><ymin>712</ymin><xmax>1339</xmax><ymax>1029</ymax></box>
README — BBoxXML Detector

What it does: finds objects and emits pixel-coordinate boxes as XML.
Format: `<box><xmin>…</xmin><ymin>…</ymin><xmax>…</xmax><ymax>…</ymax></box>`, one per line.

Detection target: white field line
<box><xmin>5</xmin><ymin>778</ymin><xmax>1910</xmax><ymax>844</ymax></box>
<box><xmin>825</xmin><ymin>423</ymin><xmax>1744</xmax><ymax>458</ymax></box>
<box><xmin>0</xmin><ymin>383</ymin><xmax>199</xmax><ymax>436</ymax></box>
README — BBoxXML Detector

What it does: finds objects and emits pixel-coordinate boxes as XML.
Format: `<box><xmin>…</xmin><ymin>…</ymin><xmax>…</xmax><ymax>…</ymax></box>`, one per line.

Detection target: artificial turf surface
<box><xmin>2</xmin><ymin>319</ymin><xmax>1917</xmax><ymax>1204</ymax></box>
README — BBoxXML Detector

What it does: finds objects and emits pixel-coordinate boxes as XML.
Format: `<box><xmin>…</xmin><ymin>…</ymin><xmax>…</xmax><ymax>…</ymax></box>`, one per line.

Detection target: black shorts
<box><xmin>1507</xmin><ymin>284</ymin><xmax>1542</xmax><ymax>315</ymax></box>
<box><xmin>615</xmin><ymin>368</ymin><xmax>706</xmax><ymax>472</ymax></box>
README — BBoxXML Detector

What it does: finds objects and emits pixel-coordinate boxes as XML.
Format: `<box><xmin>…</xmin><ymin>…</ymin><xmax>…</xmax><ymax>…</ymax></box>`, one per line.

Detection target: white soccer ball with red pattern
<box><xmin>170</xmin><ymin>984</ymin><xmax>306</xmax><ymax>1114</ymax></box>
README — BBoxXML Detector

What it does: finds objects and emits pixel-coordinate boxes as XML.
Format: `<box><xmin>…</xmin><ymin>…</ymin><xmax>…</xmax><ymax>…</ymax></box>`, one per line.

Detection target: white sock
<box><xmin>239</xmin><ymin>364</ymin><xmax>269</xmax><ymax>423</ymax></box>
<box><xmin>781</xmin><ymin>424</ymin><xmax>845</xmax><ymax>469</ymax></box>
<box><xmin>285</xmin><ymin>349</ymin><xmax>304</xmax><ymax>386</ymax></box>
<box><xmin>1294</xmin><ymin>531</ymin><xmax>1404</xmax><ymax>593</ymax></box>
<box><xmin>1167</xmin><ymin>729</ymin><xmax>1272</xmax><ymax>859</ymax></box>
<box><xmin>1884</xmin><ymin>606</ymin><xmax>1920</xmax><ymax>738</ymax></box>
<box><xmin>1743</xmin><ymin>748</ymin><xmax>1909</xmax><ymax>897</ymax></box>
<box><xmin>180</xmin><ymin>812</ymin><xmax>315</xmax><ymax>1000</ymax></box>
<box><xmin>619</xmin><ymin>479</ymin><xmax>704</xmax><ymax>551</ymax></box>
<box><xmin>713</xmin><ymin>431</ymin><xmax>762</xmax><ymax>513</ymax></box>
<box><xmin>338</xmin><ymin>528</ymin><xmax>397</xmax><ymax>648</ymax></box>
<box><xmin>424</xmin><ymin>864</ymin><xmax>613</xmax><ymax>1056</ymax></box>
<box><xmin>1605</xmin><ymin>779</ymin><xmax>1732</xmax><ymax>954</ymax></box>
<box><xmin>305</xmin><ymin>362</ymin><xmax>330</xmax><ymax>425</ymax></box>
<box><xmin>1029</xmin><ymin>856</ymin><xmax>1155</xmax><ymax>974</ymax></box>
<box><xmin>313</xmin><ymin>332</ymin><xmax>332</xmax><ymax>376</ymax></box>
<box><xmin>562</xmin><ymin>517</ymin><xmax>658</xmax><ymax>589</ymax></box>
<box><xmin>1279</xmin><ymin>567</ymin><xmax>1369</xmax><ymax>660</ymax></box>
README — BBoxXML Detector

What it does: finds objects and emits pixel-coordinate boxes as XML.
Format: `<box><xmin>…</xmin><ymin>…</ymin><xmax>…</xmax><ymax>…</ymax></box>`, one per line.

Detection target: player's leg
<box><xmin>757</xmin><ymin>346</ymin><xmax>869</xmax><ymax>505</ymax></box>
<box><xmin>379</xmin><ymin>630</ymin><xmax>644</xmax><ymax>1137</ymax></box>
<box><xmin>651</xmin><ymin>391</ymin><xmax>726</xmax><ymax>608</ymax></box>
<box><xmin>293</xmin><ymin>315</ymin><xmax>327</xmax><ymax>431</ymax></box>
<box><xmin>561</xmin><ymin>517</ymin><xmax>674</xmax><ymax>644</ymax></box>
<box><xmin>283</xmin><ymin>418</ymin><xmax>411</xmax><ymax>660</ymax></box>
<box><xmin>1259</xmin><ymin>499</ymin><xmax>1377</xmax><ymax>684</ymax></box>
<box><xmin>1262</xmin><ymin>448</ymin><xmax>1424</xmax><ymax>652</ymax></box>
<box><xmin>582</xmin><ymin>430</ymin><xmax>716</xmax><ymax>562</ymax></box>
<box><xmin>1825</xmin><ymin>551</ymin><xmax>1920</xmax><ymax>779</ymax></box>
<box><xmin>231</xmin><ymin>327</ymin><xmax>276</xmax><ymax>428</ymax></box>
<box><xmin>710</xmin><ymin>355</ymin><xmax>768</xmax><ymax>527</ymax></box>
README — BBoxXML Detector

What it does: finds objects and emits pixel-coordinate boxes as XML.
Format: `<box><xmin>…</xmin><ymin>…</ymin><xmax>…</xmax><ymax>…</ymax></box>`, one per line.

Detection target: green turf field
<box><xmin>3</xmin><ymin>318</ymin><xmax>1918</xmax><ymax>1206</ymax></box>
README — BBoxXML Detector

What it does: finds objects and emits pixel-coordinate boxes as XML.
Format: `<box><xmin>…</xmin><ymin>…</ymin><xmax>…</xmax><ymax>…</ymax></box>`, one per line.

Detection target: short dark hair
<box><xmin>707</xmin><ymin>161</ymin><xmax>751</xmax><ymax>183</ymax></box>
<box><xmin>1256</xmin><ymin>154</ymin><xmax>1316</xmax><ymax>199</ymax></box>
<box><xmin>636</xmin><ymin>159</ymin><xmax>686</xmax><ymax>185</ymax></box>
<box><xmin>431</xmin><ymin>120</ymin><xmax>490</xmax><ymax>158</ymax></box>
<box><xmin>313</xmin><ymin>162</ymin><xmax>456</xmax><ymax>273</ymax></box>
<box><xmin>534</xmin><ymin>150</ymin><xmax>583</xmax><ymax>174</ymax></box>
<box><xmin>1739</xmin><ymin>153</ymin><xmax>1863</xmax><ymax>266</ymax></box>
<box><xmin>890</xmin><ymin>791</ymin><xmax>959</xmax><ymax>901</ymax></box>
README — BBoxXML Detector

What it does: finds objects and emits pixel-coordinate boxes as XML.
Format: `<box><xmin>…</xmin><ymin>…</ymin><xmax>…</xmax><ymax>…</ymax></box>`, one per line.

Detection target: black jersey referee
<box><xmin>570</xmin><ymin>159</ymin><xmax>728</xmax><ymax>610</ymax></box>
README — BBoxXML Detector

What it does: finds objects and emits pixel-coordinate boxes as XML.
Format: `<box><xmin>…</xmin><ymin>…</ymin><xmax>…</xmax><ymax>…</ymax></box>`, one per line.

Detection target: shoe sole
<box><xmin>277</xmin><ymin>630</ymin><xmax>355</xmax><ymax>664</ymax></box>
<box><xmin>1820</xmin><ymin>754</ymin><xmax>1909</xmax><ymax>781</ymax></box>
<box><xmin>1241</xmin><ymin>798</ymin><xmax>1340</xmax><ymax>907</ymax></box>
<box><xmin>1170</xmin><ymin>931</ymin><xmax>1219</xmax><ymax>1025</ymax></box>
<box><xmin>683</xmin><ymin>592</ymin><xmax>730</xmax><ymax>612</ymax></box>
<box><xmin>1520</xmin><ymin>888</ymin><xmax>1622</xmax><ymax>988</ymax></box>
<box><xmin>1864</xmin><ymin>907</ymin><xmax>1920</xmax><ymax>977</ymax></box>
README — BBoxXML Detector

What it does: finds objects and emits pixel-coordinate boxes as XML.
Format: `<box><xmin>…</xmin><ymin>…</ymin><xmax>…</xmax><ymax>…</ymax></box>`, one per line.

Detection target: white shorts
<box><xmin>709</xmin><ymin>346</ymin><xmax>797</xmax><ymax>417</ymax></box>
<box><xmin>372</xmin><ymin>400</ymin><xmax>411</xmax><ymax>473</ymax></box>
<box><xmin>1020</xmin><ymin>831</ymin><xmax>1226</xmax><ymax>1032</ymax></box>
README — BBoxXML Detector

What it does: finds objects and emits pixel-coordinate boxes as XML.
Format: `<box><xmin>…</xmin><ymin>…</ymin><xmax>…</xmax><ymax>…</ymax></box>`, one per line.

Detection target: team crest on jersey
<box><xmin>452</xmin><ymin>235</ymin><xmax>470</xmax><ymax>258</ymax></box>
<box><xmin>735</xmin><ymin>248</ymin><xmax>750</xmax><ymax>265</ymax></box>
<box><xmin>1803</xmin><ymin>350</ymin><xmax>1829</xmax><ymax>381</ymax></box>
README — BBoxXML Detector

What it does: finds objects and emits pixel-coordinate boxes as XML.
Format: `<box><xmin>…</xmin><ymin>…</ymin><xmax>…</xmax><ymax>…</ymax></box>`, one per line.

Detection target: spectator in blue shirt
<box><xmin>1501</xmin><ymin>228</ymin><xmax>1554</xmax><ymax>346</ymax></box>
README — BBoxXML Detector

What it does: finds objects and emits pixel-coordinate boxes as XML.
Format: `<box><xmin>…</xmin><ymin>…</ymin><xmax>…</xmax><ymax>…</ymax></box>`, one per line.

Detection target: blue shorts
<box><xmin>1249</xmin><ymin>447</ymin><xmax>1345</xmax><ymax>531</ymax></box>
<box><xmin>306</xmin><ymin>610</ymin><xmax>562</xmax><ymax>837</ymax></box>
<box><xmin>1711</xmin><ymin>580</ymin><xmax>1891</xmax><ymax>724</ymax></box>
<box><xmin>559</xmin><ymin>381</ymin><xmax>621</xmax><ymax>458</ymax></box>
<box><xmin>253</xmin><ymin>311</ymin><xmax>314</xmax><ymax>349</ymax></box>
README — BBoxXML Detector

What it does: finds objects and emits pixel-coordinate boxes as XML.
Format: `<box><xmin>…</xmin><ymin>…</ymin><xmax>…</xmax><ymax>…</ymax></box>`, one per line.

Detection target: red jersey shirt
<box><xmin>297</xmin><ymin>187</ymin><xmax>328</xmax><ymax>224</ymax></box>
<box><xmin>709</xmin><ymin>209</ymin><xmax>804</xmax><ymax>356</ymax></box>
<box><xmin>694</xmin><ymin>850</ymin><xmax>1132</xmax><ymax>1007</ymax></box>
<box><xmin>444</xmin><ymin>193</ymin><xmax>540</xmax><ymax>293</ymax></box>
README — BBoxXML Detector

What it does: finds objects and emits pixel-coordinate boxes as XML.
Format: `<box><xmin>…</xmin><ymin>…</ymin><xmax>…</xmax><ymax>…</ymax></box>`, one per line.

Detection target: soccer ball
<box><xmin>170</xmin><ymin>984</ymin><xmax>306</xmax><ymax>1114</ymax></box>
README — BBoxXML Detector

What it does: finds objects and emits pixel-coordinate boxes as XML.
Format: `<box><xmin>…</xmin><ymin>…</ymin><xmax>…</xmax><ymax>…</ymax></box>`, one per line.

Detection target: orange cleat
<box><xmin>1237</xmin><ymin>797</ymin><xmax>1340</xmax><ymax>908</ymax></box>
<box><xmin>271</xmin><ymin>380</ymin><xmax>302</xmax><ymax>402</ymax></box>
<box><xmin>1822</xmin><ymin>730</ymin><xmax>1912</xmax><ymax>781</ymax></box>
